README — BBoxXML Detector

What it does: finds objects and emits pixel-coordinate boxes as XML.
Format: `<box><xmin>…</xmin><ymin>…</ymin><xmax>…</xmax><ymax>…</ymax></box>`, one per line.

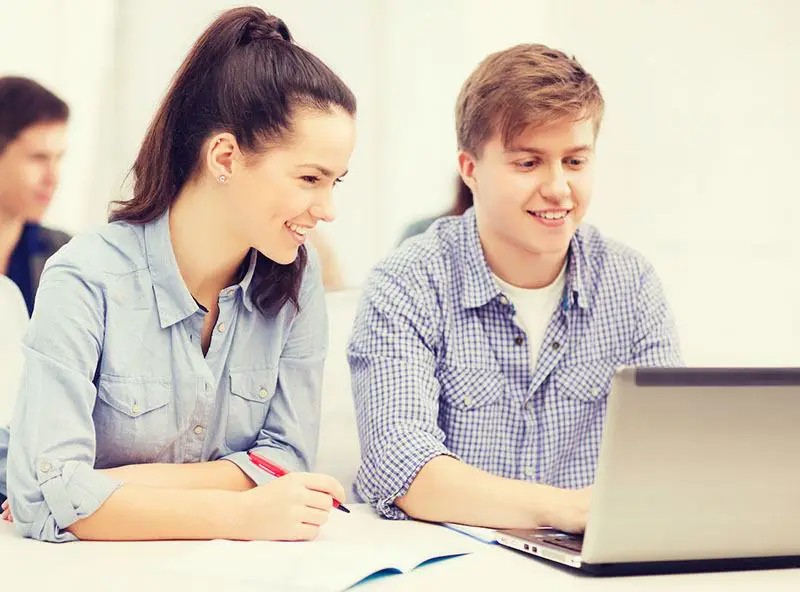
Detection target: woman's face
<box><xmin>217</xmin><ymin>106</ymin><xmax>356</xmax><ymax>265</ymax></box>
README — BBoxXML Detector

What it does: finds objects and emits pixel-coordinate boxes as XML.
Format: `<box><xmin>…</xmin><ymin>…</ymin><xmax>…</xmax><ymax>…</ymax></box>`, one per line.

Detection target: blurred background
<box><xmin>1</xmin><ymin>0</ymin><xmax>798</xmax><ymax>366</ymax></box>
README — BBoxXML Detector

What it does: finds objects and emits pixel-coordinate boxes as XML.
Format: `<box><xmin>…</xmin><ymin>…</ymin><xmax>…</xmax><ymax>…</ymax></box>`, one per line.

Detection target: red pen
<box><xmin>247</xmin><ymin>450</ymin><xmax>350</xmax><ymax>513</ymax></box>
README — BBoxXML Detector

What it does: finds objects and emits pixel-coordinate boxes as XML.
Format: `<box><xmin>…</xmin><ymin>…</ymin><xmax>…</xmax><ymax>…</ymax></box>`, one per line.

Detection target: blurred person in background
<box><xmin>0</xmin><ymin>76</ymin><xmax>70</xmax><ymax>315</ymax></box>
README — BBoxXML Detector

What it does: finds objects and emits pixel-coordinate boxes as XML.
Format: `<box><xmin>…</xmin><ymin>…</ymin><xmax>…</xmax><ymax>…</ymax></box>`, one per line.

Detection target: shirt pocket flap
<box><xmin>438</xmin><ymin>365</ymin><xmax>506</xmax><ymax>410</ymax></box>
<box><xmin>96</xmin><ymin>376</ymin><xmax>171</xmax><ymax>417</ymax></box>
<box><xmin>555</xmin><ymin>359</ymin><xmax>621</xmax><ymax>403</ymax></box>
<box><xmin>229</xmin><ymin>368</ymin><xmax>279</xmax><ymax>404</ymax></box>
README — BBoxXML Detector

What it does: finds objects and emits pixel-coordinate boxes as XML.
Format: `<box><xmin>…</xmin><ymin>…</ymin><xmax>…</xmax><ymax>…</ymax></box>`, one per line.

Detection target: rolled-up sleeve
<box><xmin>223</xmin><ymin>253</ymin><xmax>328</xmax><ymax>484</ymax></box>
<box><xmin>348</xmin><ymin>267</ymin><xmax>456</xmax><ymax>520</ymax></box>
<box><xmin>8</xmin><ymin>261</ymin><xmax>121</xmax><ymax>542</ymax></box>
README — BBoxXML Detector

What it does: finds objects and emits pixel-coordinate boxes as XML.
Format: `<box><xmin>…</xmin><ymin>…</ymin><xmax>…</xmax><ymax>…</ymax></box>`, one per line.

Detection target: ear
<box><xmin>457</xmin><ymin>150</ymin><xmax>479</xmax><ymax>193</ymax></box>
<box><xmin>205</xmin><ymin>133</ymin><xmax>239</xmax><ymax>184</ymax></box>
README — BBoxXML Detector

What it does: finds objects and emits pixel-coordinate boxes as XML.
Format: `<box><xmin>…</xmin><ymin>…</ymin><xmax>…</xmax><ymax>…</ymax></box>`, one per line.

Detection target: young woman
<box><xmin>0</xmin><ymin>6</ymin><xmax>356</xmax><ymax>542</ymax></box>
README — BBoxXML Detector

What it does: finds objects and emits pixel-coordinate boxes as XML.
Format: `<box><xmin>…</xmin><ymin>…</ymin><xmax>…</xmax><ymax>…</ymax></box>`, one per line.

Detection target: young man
<box><xmin>348</xmin><ymin>44</ymin><xmax>681</xmax><ymax>533</ymax></box>
<box><xmin>0</xmin><ymin>76</ymin><xmax>70</xmax><ymax>315</ymax></box>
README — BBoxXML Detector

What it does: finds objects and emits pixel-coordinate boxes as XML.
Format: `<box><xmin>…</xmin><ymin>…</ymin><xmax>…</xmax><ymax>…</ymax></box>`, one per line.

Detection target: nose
<box><xmin>43</xmin><ymin>158</ymin><xmax>61</xmax><ymax>188</ymax></box>
<box><xmin>540</xmin><ymin>164</ymin><xmax>571</xmax><ymax>204</ymax></box>
<box><xmin>310</xmin><ymin>191</ymin><xmax>336</xmax><ymax>223</ymax></box>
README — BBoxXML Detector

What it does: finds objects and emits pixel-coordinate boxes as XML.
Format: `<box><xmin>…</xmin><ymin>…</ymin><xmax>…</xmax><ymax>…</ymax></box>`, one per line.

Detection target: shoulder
<box><xmin>575</xmin><ymin>224</ymin><xmax>659</xmax><ymax>296</ymax></box>
<box><xmin>42</xmin><ymin>222</ymin><xmax>148</xmax><ymax>287</ymax></box>
<box><xmin>37</xmin><ymin>225</ymin><xmax>72</xmax><ymax>252</ymax></box>
<box><xmin>372</xmin><ymin>215</ymin><xmax>463</xmax><ymax>295</ymax></box>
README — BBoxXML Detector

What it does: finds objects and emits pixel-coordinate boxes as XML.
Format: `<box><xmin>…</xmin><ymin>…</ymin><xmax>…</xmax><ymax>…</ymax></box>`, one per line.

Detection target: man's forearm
<box><xmin>99</xmin><ymin>460</ymin><xmax>254</xmax><ymax>491</ymax></box>
<box><xmin>395</xmin><ymin>456</ymin><xmax>557</xmax><ymax>528</ymax></box>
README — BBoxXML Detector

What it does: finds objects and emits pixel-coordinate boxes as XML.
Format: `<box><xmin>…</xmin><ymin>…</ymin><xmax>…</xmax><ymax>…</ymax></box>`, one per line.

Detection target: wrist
<box><xmin>521</xmin><ymin>482</ymin><xmax>561</xmax><ymax>527</ymax></box>
<box><xmin>215</xmin><ymin>490</ymin><xmax>248</xmax><ymax>540</ymax></box>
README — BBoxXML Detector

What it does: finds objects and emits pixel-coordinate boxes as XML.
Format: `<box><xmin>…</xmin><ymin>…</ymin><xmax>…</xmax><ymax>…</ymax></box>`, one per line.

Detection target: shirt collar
<box><xmin>144</xmin><ymin>211</ymin><xmax>202</xmax><ymax>329</ymax></box>
<box><xmin>239</xmin><ymin>249</ymin><xmax>257</xmax><ymax>313</ymax></box>
<box><xmin>459</xmin><ymin>208</ymin><xmax>591</xmax><ymax>311</ymax></box>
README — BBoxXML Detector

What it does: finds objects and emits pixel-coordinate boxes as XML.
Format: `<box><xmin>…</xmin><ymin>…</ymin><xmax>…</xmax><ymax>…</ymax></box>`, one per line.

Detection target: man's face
<box><xmin>462</xmin><ymin>117</ymin><xmax>596</xmax><ymax>264</ymax></box>
<box><xmin>0</xmin><ymin>121</ymin><xmax>67</xmax><ymax>222</ymax></box>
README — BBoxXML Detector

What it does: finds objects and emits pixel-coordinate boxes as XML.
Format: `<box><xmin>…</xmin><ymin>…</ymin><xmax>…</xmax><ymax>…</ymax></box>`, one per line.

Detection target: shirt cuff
<box><xmin>221</xmin><ymin>446</ymin><xmax>304</xmax><ymax>487</ymax></box>
<box><xmin>359</xmin><ymin>431</ymin><xmax>459</xmax><ymax>520</ymax></box>
<box><xmin>26</xmin><ymin>459</ymin><xmax>122</xmax><ymax>542</ymax></box>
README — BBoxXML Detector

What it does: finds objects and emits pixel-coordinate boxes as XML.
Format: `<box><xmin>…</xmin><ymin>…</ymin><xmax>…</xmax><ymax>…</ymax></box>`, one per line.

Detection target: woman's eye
<box><xmin>301</xmin><ymin>175</ymin><xmax>320</xmax><ymax>184</ymax></box>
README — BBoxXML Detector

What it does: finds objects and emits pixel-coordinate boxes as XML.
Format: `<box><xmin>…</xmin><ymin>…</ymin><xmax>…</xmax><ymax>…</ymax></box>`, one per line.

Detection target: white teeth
<box><xmin>534</xmin><ymin>210</ymin><xmax>568</xmax><ymax>220</ymax></box>
<box><xmin>286</xmin><ymin>222</ymin><xmax>311</xmax><ymax>235</ymax></box>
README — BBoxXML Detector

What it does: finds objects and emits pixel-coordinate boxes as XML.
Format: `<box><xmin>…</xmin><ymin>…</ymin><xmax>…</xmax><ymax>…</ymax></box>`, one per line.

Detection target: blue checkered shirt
<box><xmin>348</xmin><ymin>208</ymin><xmax>682</xmax><ymax>519</ymax></box>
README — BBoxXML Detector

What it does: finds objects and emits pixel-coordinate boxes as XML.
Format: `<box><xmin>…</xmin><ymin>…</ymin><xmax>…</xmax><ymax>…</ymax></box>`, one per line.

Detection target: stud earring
<box><xmin>218</xmin><ymin>175</ymin><xmax>227</xmax><ymax>183</ymax></box>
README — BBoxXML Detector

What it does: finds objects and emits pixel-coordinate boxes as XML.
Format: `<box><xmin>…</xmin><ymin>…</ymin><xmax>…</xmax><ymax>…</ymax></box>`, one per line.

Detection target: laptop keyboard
<box><xmin>539</xmin><ymin>533</ymin><xmax>584</xmax><ymax>553</ymax></box>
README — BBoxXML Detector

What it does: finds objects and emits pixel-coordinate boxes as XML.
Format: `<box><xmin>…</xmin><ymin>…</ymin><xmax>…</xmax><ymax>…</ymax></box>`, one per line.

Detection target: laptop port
<box><xmin>524</xmin><ymin>544</ymin><xmax>530</xmax><ymax>551</ymax></box>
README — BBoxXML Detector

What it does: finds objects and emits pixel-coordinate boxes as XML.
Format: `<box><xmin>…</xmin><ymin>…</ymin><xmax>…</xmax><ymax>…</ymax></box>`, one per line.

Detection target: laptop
<box><xmin>495</xmin><ymin>367</ymin><xmax>800</xmax><ymax>576</ymax></box>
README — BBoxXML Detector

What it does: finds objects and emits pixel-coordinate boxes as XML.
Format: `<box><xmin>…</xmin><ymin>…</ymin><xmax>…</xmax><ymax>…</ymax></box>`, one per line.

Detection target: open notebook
<box><xmin>162</xmin><ymin>507</ymin><xmax>480</xmax><ymax>591</ymax></box>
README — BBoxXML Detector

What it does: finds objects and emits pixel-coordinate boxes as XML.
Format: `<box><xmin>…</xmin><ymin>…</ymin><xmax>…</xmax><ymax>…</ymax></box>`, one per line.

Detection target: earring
<box><xmin>218</xmin><ymin>175</ymin><xmax>227</xmax><ymax>183</ymax></box>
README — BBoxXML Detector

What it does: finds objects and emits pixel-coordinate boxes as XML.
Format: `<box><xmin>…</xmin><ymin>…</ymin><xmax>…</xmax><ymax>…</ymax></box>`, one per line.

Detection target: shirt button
<box><xmin>591</xmin><ymin>386</ymin><xmax>600</xmax><ymax>396</ymax></box>
<box><xmin>524</xmin><ymin>466</ymin><xmax>535</xmax><ymax>477</ymax></box>
<box><xmin>223</xmin><ymin>289</ymin><xmax>235</xmax><ymax>297</ymax></box>
<box><xmin>463</xmin><ymin>395</ymin><xmax>474</xmax><ymax>407</ymax></box>
<box><xmin>258</xmin><ymin>388</ymin><xmax>269</xmax><ymax>399</ymax></box>
<box><xmin>131</xmin><ymin>403</ymin><xmax>140</xmax><ymax>415</ymax></box>
<box><xmin>39</xmin><ymin>460</ymin><xmax>52</xmax><ymax>473</ymax></box>
<box><xmin>551</xmin><ymin>341</ymin><xmax>561</xmax><ymax>350</ymax></box>
<box><xmin>193</xmin><ymin>425</ymin><xmax>205</xmax><ymax>435</ymax></box>
<box><xmin>514</xmin><ymin>336</ymin><xmax>524</xmax><ymax>346</ymax></box>
<box><xmin>498</xmin><ymin>295</ymin><xmax>509</xmax><ymax>305</ymax></box>
<box><xmin>217</xmin><ymin>323</ymin><xmax>225</xmax><ymax>333</ymax></box>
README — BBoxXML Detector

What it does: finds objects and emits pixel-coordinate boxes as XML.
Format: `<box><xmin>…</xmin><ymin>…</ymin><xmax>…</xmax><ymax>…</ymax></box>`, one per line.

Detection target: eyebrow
<box><xmin>505</xmin><ymin>144</ymin><xmax>593</xmax><ymax>155</ymax></box>
<box><xmin>300</xmin><ymin>163</ymin><xmax>349</xmax><ymax>178</ymax></box>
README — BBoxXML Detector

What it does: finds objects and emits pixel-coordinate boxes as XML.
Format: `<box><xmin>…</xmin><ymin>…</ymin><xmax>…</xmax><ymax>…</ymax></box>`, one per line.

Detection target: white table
<box><xmin>2</xmin><ymin>505</ymin><xmax>799</xmax><ymax>592</ymax></box>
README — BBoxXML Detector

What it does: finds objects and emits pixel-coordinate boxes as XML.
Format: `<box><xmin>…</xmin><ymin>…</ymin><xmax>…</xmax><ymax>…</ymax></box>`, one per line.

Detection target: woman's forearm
<box><xmin>99</xmin><ymin>460</ymin><xmax>254</xmax><ymax>491</ymax></box>
<box><xmin>68</xmin><ymin>484</ymin><xmax>241</xmax><ymax>541</ymax></box>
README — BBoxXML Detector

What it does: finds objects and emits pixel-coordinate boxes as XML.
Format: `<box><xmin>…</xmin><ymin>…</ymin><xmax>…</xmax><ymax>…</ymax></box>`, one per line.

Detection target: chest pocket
<box><xmin>437</xmin><ymin>365</ymin><xmax>507</xmax><ymax>462</ymax></box>
<box><xmin>225</xmin><ymin>368</ymin><xmax>279</xmax><ymax>451</ymax></box>
<box><xmin>543</xmin><ymin>359</ymin><xmax>622</xmax><ymax>484</ymax></box>
<box><xmin>554</xmin><ymin>359</ymin><xmax>621</xmax><ymax>404</ymax></box>
<box><xmin>93</xmin><ymin>375</ymin><xmax>174</xmax><ymax>465</ymax></box>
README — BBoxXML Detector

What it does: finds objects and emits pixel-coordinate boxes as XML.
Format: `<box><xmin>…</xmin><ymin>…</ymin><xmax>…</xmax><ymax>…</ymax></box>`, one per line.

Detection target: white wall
<box><xmin>1</xmin><ymin>0</ymin><xmax>798</xmax><ymax>365</ymax></box>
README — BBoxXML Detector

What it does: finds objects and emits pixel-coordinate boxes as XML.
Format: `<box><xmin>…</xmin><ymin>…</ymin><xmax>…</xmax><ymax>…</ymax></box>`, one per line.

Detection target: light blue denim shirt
<box><xmin>0</xmin><ymin>211</ymin><xmax>327</xmax><ymax>542</ymax></box>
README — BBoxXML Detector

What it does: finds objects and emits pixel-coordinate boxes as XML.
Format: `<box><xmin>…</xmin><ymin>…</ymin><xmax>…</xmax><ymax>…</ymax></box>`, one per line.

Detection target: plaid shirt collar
<box><xmin>459</xmin><ymin>207</ymin><xmax>591</xmax><ymax>312</ymax></box>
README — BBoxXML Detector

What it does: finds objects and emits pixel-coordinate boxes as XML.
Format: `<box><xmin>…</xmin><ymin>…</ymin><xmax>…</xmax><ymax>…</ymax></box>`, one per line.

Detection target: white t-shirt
<box><xmin>493</xmin><ymin>263</ymin><xmax>567</xmax><ymax>368</ymax></box>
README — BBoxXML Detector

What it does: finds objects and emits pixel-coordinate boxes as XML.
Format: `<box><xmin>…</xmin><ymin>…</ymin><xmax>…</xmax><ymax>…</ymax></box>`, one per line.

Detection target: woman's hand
<box><xmin>233</xmin><ymin>472</ymin><xmax>346</xmax><ymax>541</ymax></box>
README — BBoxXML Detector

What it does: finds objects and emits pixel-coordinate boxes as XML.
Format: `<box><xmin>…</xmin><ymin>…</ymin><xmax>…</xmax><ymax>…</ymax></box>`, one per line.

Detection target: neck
<box><xmin>169</xmin><ymin>183</ymin><xmax>249</xmax><ymax>309</ymax></box>
<box><xmin>477</xmin><ymin>221</ymin><xmax>568</xmax><ymax>290</ymax></box>
<box><xmin>0</xmin><ymin>209</ymin><xmax>25</xmax><ymax>274</ymax></box>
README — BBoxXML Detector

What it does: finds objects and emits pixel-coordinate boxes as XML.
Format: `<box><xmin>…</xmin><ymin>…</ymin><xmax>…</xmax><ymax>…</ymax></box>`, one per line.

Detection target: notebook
<box><xmin>162</xmin><ymin>507</ymin><xmax>480</xmax><ymax>591</ymax></box>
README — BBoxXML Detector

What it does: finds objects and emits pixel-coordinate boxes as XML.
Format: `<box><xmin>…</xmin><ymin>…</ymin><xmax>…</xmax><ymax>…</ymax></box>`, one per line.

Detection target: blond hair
<box><xmin>456</xmin><ymin>44</ymin><xmax>604</xmax><ymax>155</ymax></box>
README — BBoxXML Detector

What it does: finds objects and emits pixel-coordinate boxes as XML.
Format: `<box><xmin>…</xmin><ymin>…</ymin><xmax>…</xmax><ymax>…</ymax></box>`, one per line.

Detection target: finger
<box><xmin>1</xmin><ymin>500</ymin><xmax>8</xmax><ymax>511</ymax></box>
<box><xmin>303</xmin><ymin>489</ymin><xmax>334</xmax><ymax>512</ymax></box>
<box><xmin>300</xmin><ymin>473</ymin><xmax>346</xmax><ymax>503</ymax></box>
<box><xmin>300</xmin><ymin>505</ymin><xmax>331</xmax><ymax>527</ymax></box>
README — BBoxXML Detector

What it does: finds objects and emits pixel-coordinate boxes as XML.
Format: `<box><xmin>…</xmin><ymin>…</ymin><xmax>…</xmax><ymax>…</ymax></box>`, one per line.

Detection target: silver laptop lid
<box><xmin>582</xmin><ymin>367</ymin><xmax>800</xmax><ymax>565</ymax></box>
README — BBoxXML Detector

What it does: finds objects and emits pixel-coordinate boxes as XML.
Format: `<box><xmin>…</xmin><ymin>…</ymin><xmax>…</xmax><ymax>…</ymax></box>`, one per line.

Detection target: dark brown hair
<box><xmin>110</xmin><ymin>7</ymin><xmax>356</xmax><ymax>316</ymax></box>
<box><xmin>456</xmin><ymin>43</ymin><xmax>604</xmax><ymax>156</ymax></box>
<box><xmin>0</xmin><ymin>76</ymin><xmax>69</xmax><ymax>154</ymax></box>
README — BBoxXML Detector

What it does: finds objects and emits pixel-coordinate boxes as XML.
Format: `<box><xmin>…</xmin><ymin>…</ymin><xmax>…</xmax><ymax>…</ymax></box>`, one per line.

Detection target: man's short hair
<box><xmin>0</xmin><ymin>76</ymin><xmax>69</xmax><ymax>153</ymax></box>
<box><xmin>456</xmin><ymin>44</ymin><xmax>604</xmax><ymax>156</ymax></box>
